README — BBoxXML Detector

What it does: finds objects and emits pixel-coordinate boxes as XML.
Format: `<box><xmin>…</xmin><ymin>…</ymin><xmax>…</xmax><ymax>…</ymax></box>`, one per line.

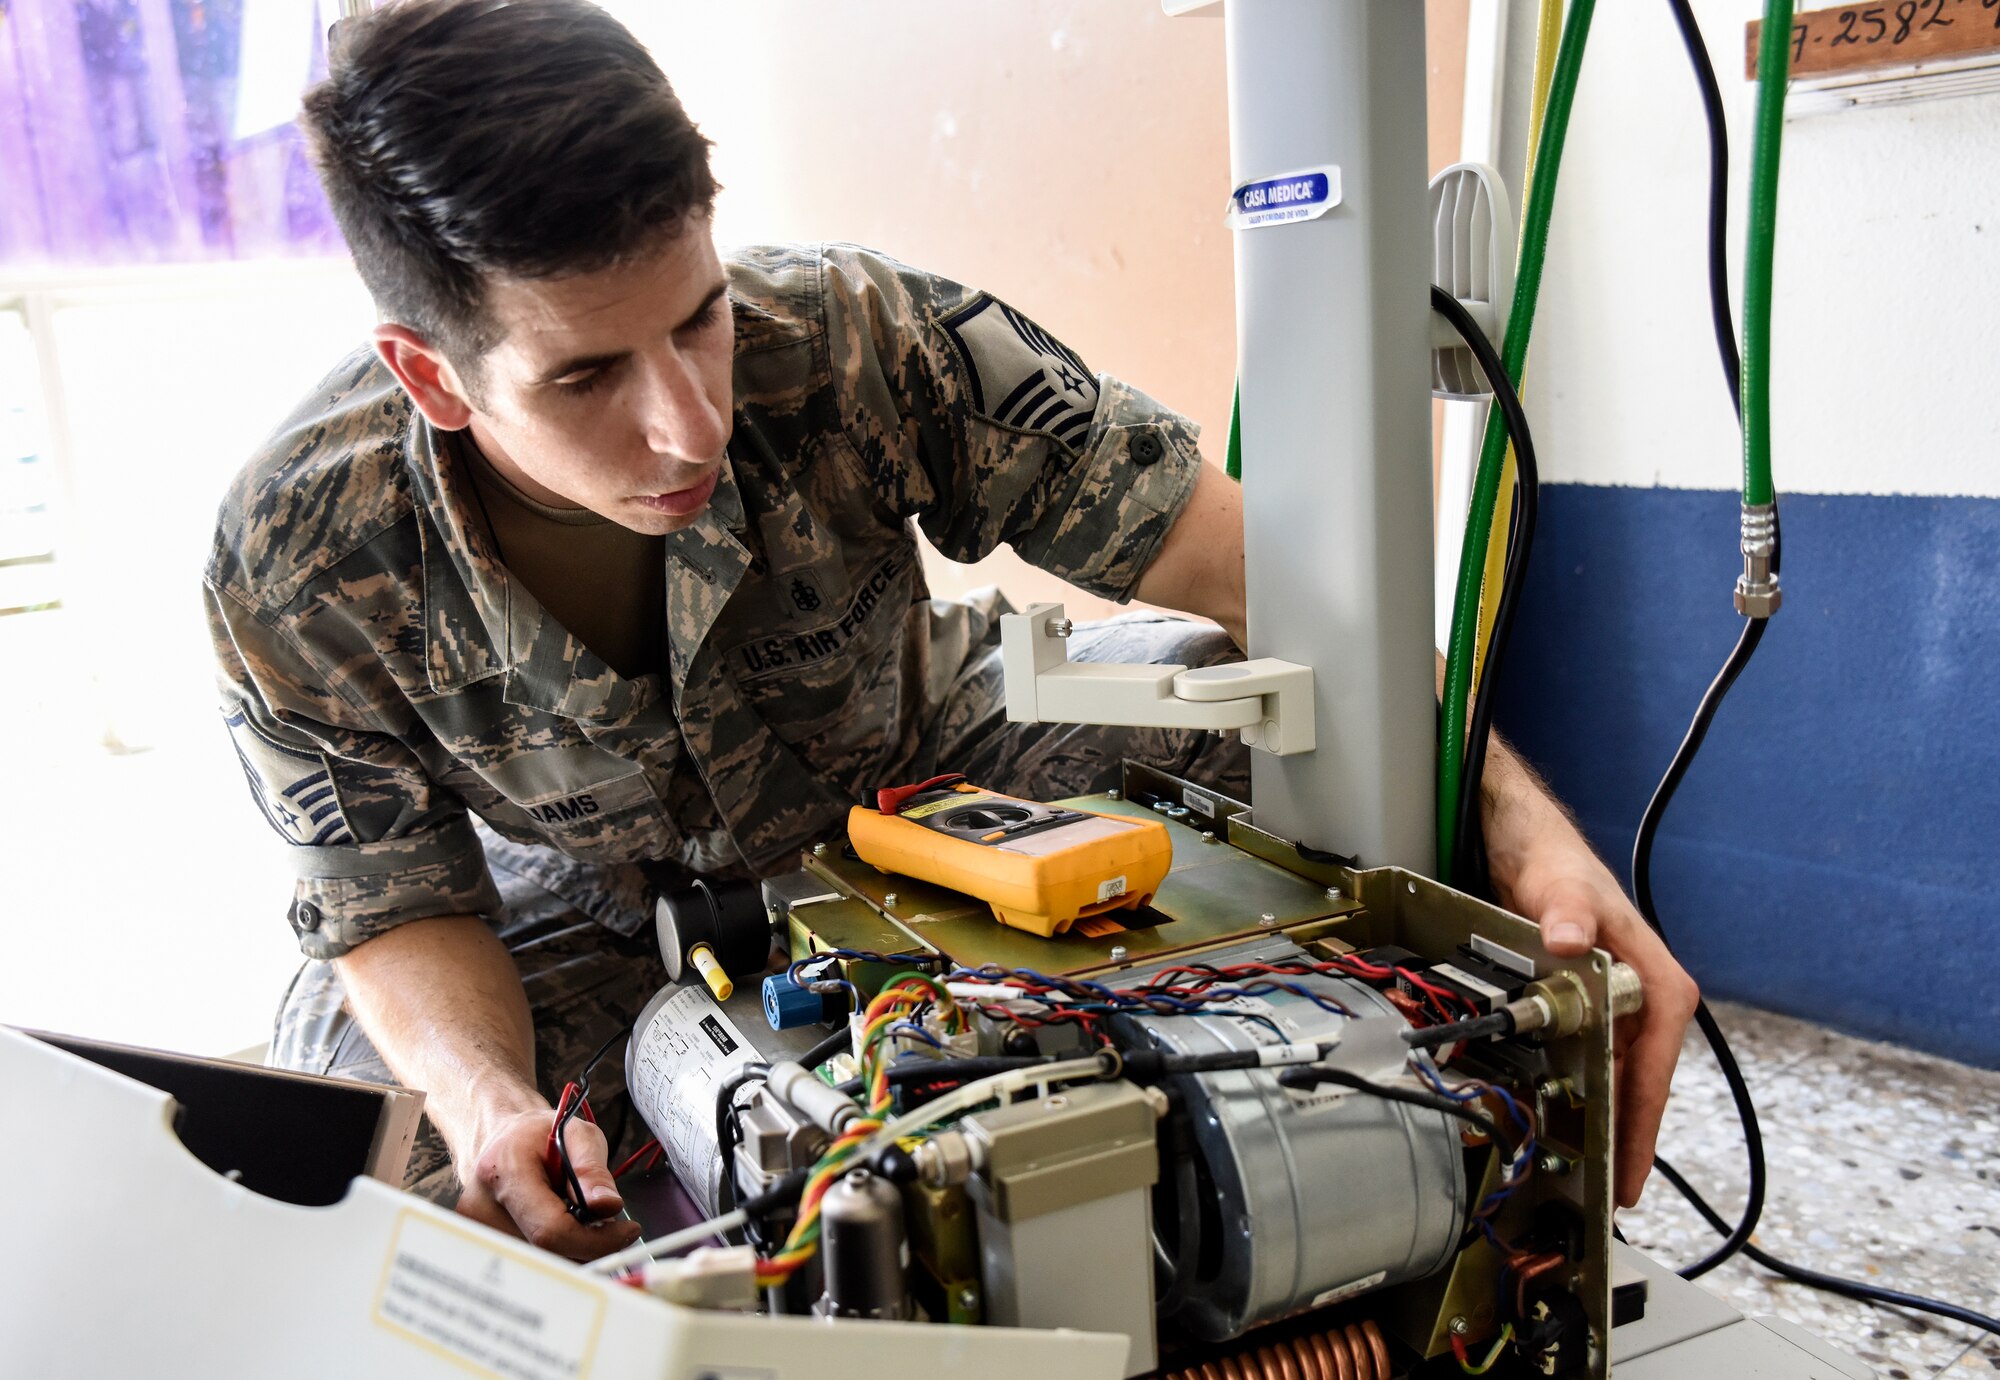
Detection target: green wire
<box><xmin>1743</xmin><ymin>0</ymin><xmax>1793</xmax><ymax>507</ymax></box>
<box><xmin>1437</xmin><ymin>0</ymin><xmax>1599</xmax><ymax>880</ymax></box>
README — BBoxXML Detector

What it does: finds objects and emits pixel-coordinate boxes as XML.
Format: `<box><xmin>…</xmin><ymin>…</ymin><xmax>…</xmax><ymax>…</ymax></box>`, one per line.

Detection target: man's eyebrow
<box><xmin>529</xmin><ymin>283</ymin><xmax>729</xmax><ymax>387</ymax></box>
<box><xmin>681</xmin><ymin>281</ymin><xmax>730</xmax><ymax>327</ymax></box>
<box><xmin>531</xmin><ymin>350</ymin><xmax>629</xmax><ymax>387</ymax></box>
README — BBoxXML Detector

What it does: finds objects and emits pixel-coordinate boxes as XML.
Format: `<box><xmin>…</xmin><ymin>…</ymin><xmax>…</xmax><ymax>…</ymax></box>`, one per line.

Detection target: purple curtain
<box><xmin>0</xmin><ymin>0</ymin><xmax>342</xmax><ymax>268</ymax></box>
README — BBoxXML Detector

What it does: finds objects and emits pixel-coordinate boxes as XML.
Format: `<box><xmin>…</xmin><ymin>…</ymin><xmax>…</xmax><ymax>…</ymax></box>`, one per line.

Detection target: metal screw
<box><xmin>1536</xmin><ymin>1078</ymin><xmax>1567</xmax><ymax>1103</ymax></box>
<box><xmin>1258</xmin><ymin>913</ymin><xmax>1277</xmax><ymax>928</ymax></box>
<box><xmin>957</xmin><ymin>1287</ymin><xmax>978</xmax><ymax>1311</ymax></box>
<box><xmin>1448</xmin><ymin>1316</ymin><xmax>1471</xmax><ymax>1337</ymax></box>
<box><xmin>1109</xmin><ymin>944</ymin><xmax>1128</xmax><ymax>962</ymax></box>
<box><xmin>883</xmin><ymin>892</ymin><xmax>898</xmax><ymax>906</ymax></box>
<box><xmin>1407</xmin><ymin>880</ymin><xmax>1418</xmax><ymax>894</ymax></box>
<box><xmin>1325</xmin><ymin>886</ymin><xmax>1344</xmax><ymax>901</ymax></box>
<box><xmin>1050</xmin><ymin>618</ymin><xmax>1074</xmax><ymax>638</ymax></box>
<box><xmin>1535</xmin><ymin>1151</ymin><xmax>1571</xmax><ymax>1176</ymax></box>
<box><xmin>1106</xmin><ymin>789</ymin><xmax>1121</xmax><ymax>800</ymax></box>
<box><xmin>812</xmin><ymin>843</ymin><xmax>827</xmax><ymax>856</ymax></box>
<box><xmin>1201</xmin><ymin>831</ymin><xmax>1218</xmax><ymax>844</ymax></box>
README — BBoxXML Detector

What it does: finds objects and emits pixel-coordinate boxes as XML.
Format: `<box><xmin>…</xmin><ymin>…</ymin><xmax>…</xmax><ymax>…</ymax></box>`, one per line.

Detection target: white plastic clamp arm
<box><xmin>1000</xmin><ymin>603</ymin><xmax>1315</xmax><ymax>756</ymax></box>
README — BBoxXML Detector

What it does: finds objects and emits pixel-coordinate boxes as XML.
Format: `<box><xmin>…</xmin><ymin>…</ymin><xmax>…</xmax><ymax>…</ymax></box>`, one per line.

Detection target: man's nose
<box><xmin>637</xmin><ymin>348</ymin><xmax>727</xmax><ymax>462</ymax></box>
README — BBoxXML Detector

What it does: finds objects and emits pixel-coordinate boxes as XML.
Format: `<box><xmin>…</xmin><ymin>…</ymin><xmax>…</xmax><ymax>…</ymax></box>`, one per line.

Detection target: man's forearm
<box><xmin>334</xmin><ymin>914</ymin><xmax>546</xmax><ymax>1165</ymax></box>
<box><xmin>1477</xmin><ymin>736</ymin><xmax>1584</xmax><ymax>918</ymax></box>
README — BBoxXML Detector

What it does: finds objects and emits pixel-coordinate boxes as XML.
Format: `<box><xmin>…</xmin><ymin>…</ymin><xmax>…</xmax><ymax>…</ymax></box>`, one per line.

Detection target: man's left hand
<box><xmin>1498</xmin><ymin>842</ymin><xmax>1701</xmax><ymax>1208</ymax></box>
<box><xmin>1479</xmin><ymin>739</ymin><xmax>1701</xmax><ymax>1210</ymax></box>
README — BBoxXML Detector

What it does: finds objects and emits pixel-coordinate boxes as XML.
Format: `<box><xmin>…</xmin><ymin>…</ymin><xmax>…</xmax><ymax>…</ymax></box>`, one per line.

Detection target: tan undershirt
<box><xmin>462</xmin><ymin>441</ymin><xmax>665</xmax><ymax>680</ymax></box>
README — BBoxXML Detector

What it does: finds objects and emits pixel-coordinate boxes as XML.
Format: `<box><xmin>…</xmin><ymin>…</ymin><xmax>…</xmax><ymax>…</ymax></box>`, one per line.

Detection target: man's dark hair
<box><xmin>302</xmin><ymin>0</ymin><xmax>717</xmax><ymax>369</ymax></box>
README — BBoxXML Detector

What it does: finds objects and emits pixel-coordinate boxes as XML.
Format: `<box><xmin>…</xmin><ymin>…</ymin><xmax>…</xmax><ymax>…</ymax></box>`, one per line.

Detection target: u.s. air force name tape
<box><xmin>1225</xmin><ymin>165</ymin><xmax>1342</xmax><ymax>230</ymax></box>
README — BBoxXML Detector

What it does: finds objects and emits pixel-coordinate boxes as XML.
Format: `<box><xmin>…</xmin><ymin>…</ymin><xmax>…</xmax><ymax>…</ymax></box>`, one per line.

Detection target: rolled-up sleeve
<box><xmin>206</xmin><ymin>580</ymin><xmax>501</xmax><ymax>960</ymax></box>
<box><xmin>822</xmin><ymin>244</ymin><xmax>1203</xmax><ymax>602</ymax></box>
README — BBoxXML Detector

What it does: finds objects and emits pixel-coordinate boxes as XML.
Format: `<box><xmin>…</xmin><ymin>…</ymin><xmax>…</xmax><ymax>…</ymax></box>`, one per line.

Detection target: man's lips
<box><xmin>635</xmin><ymin>468</ymin><xmax>719</xmax><ymax>516</ymax></box>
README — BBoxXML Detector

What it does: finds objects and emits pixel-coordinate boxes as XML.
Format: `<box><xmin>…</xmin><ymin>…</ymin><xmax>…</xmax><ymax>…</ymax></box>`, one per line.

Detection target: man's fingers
<box><xmin>1537</xmin><ymin>894</ymin><xmax>1598</xmax><ymax>955</ymax></box>
<box><xmin>1614</xmin><ymin>1015</ymin><xmax>1685</xmax><ymax>1208</ymax></box>
<box><xmin>486</xmin><ymin>1136</ymin><xmax>636</xmax><ymax>1256</ymax></box>
<box><xmin>486</xmin><ymin>1134</ymin><xmax>640</xmax><ymax>1262</ymax></box>
<box><xmin>455</xmin><ymin>1187</ymin><xmax>523</xmax><ymax>1240</ymax></box>
<box><xmin>561</xmin><ymin>1116</ymin><xmax>626</xmax><ymax>1219</ymax></box>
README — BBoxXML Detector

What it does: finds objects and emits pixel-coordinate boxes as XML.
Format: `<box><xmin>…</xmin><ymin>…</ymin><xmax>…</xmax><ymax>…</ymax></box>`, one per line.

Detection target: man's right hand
<box><xmin>455</xmin><ymin>1098</ymin><xmax>644</xmax><ymax>1261</ymax></box>
<box><xmin>332</xmin><ymin>916</ymin><xmax>646</xmax><ymax>1262</ymax></box>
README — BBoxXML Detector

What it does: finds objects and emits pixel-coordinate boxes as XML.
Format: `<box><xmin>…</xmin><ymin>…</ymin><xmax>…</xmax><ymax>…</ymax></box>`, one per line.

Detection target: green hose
<box><xmin>1743</xmin><ymin>0</ymin><xmax>1792</xmax><ymax>507</ymax></box>
<box><xmin>1226</xmin><ymin>380</ymin><xmax>1242</xmax><ymax>481</ymax></box>
<box><xmin>1437</xmin><ymin>0</ymin><xmax>1598</xmax><ymax>880</ymax></box>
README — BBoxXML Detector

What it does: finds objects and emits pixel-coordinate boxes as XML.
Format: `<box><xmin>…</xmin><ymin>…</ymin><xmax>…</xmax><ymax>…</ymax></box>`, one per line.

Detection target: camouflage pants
<box><xmin>269</xmin><ymin>611</ymin><xmax>1247</xmax><ymax>1199</ymax></box>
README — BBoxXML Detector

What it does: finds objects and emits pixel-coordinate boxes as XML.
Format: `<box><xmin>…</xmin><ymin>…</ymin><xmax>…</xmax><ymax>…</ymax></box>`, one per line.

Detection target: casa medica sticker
<box><xmin>374</xmin><ymin>1209</ymin><xmax>606</xmax><ymax>1379</ymax></box>
<box><xmin>1224</xmin><ymin>164</ymin><xmax>1342</xmax><ymax>230</ymax></box>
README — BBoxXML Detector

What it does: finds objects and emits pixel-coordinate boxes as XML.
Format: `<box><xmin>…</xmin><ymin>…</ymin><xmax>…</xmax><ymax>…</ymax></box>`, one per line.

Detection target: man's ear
<box><xmin>374</xmin><ymin>324</ymin><xmax>478</xmax><ymax>430</ymax></box>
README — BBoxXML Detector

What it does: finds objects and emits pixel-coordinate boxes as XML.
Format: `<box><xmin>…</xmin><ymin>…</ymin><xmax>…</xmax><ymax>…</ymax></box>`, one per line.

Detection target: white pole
<box><xmin>1225</xmin><ymin>0</ymin><xmax>1436</xmax><ymax>873</ymax></box>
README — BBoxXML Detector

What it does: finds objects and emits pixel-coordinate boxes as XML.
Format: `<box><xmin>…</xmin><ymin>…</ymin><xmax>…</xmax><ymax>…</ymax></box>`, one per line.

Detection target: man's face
<box><xmin>456</xmin><ymin>222</ymin><xmax>735</xmax><ymax>535</ymax></box>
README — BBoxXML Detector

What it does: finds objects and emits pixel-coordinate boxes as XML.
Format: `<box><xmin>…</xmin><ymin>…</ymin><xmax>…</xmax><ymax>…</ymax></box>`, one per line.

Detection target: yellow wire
<box><xmin>1469</xmin><ymin>0</ymin><xmax>1564</xmax><ymax>701</ymax></box>
<box><xmin>1458</xmin><ymin>1323</ymin><xmax>1516</xmax><ymax>1375</ymax></box>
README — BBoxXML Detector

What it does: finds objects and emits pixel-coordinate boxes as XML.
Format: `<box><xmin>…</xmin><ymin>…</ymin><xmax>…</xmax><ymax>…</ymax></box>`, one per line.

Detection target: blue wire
<box><xmin>887</xmin><ymin>1022</ymin><xmax>946</xmax><ymax>1050</ymax></box>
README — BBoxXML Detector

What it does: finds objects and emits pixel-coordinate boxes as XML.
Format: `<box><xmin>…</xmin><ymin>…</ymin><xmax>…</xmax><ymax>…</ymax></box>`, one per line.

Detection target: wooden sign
<box><xmin>1748</xmin><ymin>0</ymin><xmax>2000</xmax><ymax>79</ymax></box>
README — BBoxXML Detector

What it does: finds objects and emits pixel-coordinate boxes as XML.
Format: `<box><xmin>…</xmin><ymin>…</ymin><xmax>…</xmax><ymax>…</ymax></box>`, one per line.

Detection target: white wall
<box><xmin>1520</xmin><ymin>0</ymin><xmax>2000</xmax><ymax>500</ymax></box>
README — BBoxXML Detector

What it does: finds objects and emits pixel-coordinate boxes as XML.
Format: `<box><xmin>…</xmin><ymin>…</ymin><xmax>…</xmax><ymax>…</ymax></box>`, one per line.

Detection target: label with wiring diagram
<box><xmin>628</xmin><ymin>985</ymin><xmax>759</xmax><ymax>1213</ymax></box>
<box><xmin>373</xmin><ymin>1209</ymin><xmax>605</xmax><ymax>1379</ymax></box>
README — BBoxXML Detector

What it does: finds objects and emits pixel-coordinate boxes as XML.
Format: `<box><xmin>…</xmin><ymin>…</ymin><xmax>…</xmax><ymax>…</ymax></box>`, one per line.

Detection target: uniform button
<box><xmin>1130</xmin><ymin>433</ymin><xmax>1164</xmax><ymax>466</ymax></box>
<box><xmin>292</xmin><ymin>900</ymin><xmax>322</xmax><ymax>933</ymax></box>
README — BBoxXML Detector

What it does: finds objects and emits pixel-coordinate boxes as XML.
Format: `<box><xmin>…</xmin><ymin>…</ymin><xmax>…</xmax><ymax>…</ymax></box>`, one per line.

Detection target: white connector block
<box><xmin>1001</xmin><ymin>603</ymin><xmax>1315</xmax><ymax>756</ymax></box>
<box><xmin>638</xmin><ymin>1246</ymin><xmax>761</xmax><ymax>1310</ymax></box>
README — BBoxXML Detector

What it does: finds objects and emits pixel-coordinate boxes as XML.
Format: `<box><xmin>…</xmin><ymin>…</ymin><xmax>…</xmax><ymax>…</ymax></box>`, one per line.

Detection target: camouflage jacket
<box><xmin>206</xmin><ymin>244</ymin><xmax>1203</xmax><ymax>960</ymax></box>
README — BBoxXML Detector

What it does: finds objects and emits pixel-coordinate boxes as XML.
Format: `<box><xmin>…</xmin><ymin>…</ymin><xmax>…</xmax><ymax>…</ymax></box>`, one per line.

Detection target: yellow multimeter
<box><xmin>846</xmin><ymin>775</ymin><xmax>1172</xmax><ymax>938</ymax></box>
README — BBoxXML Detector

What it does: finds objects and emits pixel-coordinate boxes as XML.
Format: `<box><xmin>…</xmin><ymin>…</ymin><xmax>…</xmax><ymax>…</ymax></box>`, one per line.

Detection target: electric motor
<box><xmin>1116</xmin><ymin>938</ymin><xmax>1468</xmax><ymax>1342</ymax></box>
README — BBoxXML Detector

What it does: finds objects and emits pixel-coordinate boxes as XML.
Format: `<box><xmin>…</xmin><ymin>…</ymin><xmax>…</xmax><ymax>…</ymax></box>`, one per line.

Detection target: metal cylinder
<box><xmin>1122</xmin><ymin>940</ymin><xmax>1466</xmax><ymax>1342</ymax></box>
<box><xmin>624</xmin><ymin>983</ymin><xmax>832</xmax><ymax>1216</ymax></box>
<box><xmin>818</xmin><ymin>1170</ymin><xmax>910</xmax><ymax>1320</ymax></box>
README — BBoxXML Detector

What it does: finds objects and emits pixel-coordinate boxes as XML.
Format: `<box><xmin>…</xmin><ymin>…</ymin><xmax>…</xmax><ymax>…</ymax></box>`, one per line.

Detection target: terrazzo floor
<box><xmin>1617</xmin><ymin>1001</ymin><xmax>2000</xmax><ymax>1378</ymax></box>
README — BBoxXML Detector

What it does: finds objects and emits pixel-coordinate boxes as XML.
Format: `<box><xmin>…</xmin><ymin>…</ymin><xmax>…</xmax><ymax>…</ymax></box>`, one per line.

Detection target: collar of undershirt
<box><xmin>462</xmin><ymin>438</ymin><xmax>610</xmax><ymax>528</ymax></box>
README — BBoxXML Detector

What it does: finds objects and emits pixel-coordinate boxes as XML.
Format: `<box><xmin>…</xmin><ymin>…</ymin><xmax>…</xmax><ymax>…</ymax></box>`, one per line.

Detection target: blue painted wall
<box><xmin>1492</xmin><ymin>484</ymin><xmax>2000</xmax><ymax>1067</ymax></box>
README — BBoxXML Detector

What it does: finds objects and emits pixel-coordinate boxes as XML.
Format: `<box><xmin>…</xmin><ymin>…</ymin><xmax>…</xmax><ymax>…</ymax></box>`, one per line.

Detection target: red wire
<box><xmin>612</xmin><ymin>1137</ymin><xmax>661</xmax><ymax>1179</ymax></box>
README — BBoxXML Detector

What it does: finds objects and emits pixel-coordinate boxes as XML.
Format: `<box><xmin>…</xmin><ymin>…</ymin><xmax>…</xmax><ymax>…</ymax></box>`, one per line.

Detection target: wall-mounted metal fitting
<box><xmin>1735</xmin><ymin>502</ymin><xmax>1782</xmax><ymax>618</ymax></box>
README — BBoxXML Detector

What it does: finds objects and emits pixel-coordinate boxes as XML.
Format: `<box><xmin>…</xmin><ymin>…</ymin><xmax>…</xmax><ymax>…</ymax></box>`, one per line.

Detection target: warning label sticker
<box><xmin>374</xmin><ymin>1210</ymin><xmax>604</xmax><ymax>1379</ymax></box>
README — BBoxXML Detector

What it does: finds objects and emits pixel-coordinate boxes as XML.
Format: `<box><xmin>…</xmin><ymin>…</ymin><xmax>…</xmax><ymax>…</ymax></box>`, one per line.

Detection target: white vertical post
<box><xmin>1225</xmin><ymin>0</ymin><xmax>1436</xmax><ymax>872</ymax></box>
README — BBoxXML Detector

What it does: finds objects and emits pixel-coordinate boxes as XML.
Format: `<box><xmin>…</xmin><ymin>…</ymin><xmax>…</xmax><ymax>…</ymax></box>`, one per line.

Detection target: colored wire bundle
<box><xmin>857</xmin><ymin>973</ymin><xmax>966</xmax><ymax>1113</ymax></box>
<box><xmin>752</xmin><ymin>1118</ymin><xmax>883</xmax><ymax>1287</ymax></box>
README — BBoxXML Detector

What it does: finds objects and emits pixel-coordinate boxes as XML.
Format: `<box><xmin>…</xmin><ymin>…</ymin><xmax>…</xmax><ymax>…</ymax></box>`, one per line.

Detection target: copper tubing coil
<box><xmin>1160</xmin><ymin>1319</ymin><xmax>1392</xmax><ymax>1380</ymax></box>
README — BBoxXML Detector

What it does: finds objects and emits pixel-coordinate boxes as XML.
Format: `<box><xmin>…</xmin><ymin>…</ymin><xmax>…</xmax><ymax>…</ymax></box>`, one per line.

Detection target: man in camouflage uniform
<box><xmin>208</xmin><ymin>0</ymin><xmax>1698</xmax><ymax>1260</ymax></box>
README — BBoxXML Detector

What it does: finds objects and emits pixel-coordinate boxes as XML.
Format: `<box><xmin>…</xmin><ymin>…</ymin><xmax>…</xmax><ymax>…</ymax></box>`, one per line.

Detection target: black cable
<box><xmin>1633</xmin><ymin>620</ymin><xmax>1772</xmax><ymax>1281</ymax></box>
<box><xmin>1643</xmin><ymin>2</ymin><xmax>1997</xmax><ymax>1339</ymax></box>
<box><xmin>1432</xmin><ymin>285</ymin><xmax>1541</xmax><ymax>897</ymax></box>
<box><xmin>552</xmin><ymin>1028</ymin><xmax>628</xmax><ymax>1220</ymax></box>
<box><xmin>712</xmin><ymin>1061</ymin><xmax>773</xmax><ymax>1219</ymax></box>
<box><xmin>799</xmin><ymin>1025</ymin><xmax>851</xmax><ymax>1073</ymax></box>
<box><xmin>1655</xmin><ymin>1157</ymin><xmax>2000</xmax><ymax>1338</ymax></box>
<box><xmin>1403</xmin><ymin>1008</ymin><xmax>1516</xmax><ymax>1050</ymax></box>
<box><xmin>1276</xmin><ymin>1064</ymin><xmax>1504</xmax><ymax>1147</ymax></box>
<box><xmin>1668</xmin><ymin>0</ymin><xmax>1744</xmax><ymax>413</ymax></box>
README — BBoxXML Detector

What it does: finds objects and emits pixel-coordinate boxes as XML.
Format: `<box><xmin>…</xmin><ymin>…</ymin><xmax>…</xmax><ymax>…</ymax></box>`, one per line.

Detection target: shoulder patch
<box><xmin>938</xmin><ymin>295</ymin><xmax>1099</xmax><ymax>450</ymax></box>
<box><xmin>224</xmin><ymin>710</ymin><xmax>356</xmax><ymax>847</ymax></box>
